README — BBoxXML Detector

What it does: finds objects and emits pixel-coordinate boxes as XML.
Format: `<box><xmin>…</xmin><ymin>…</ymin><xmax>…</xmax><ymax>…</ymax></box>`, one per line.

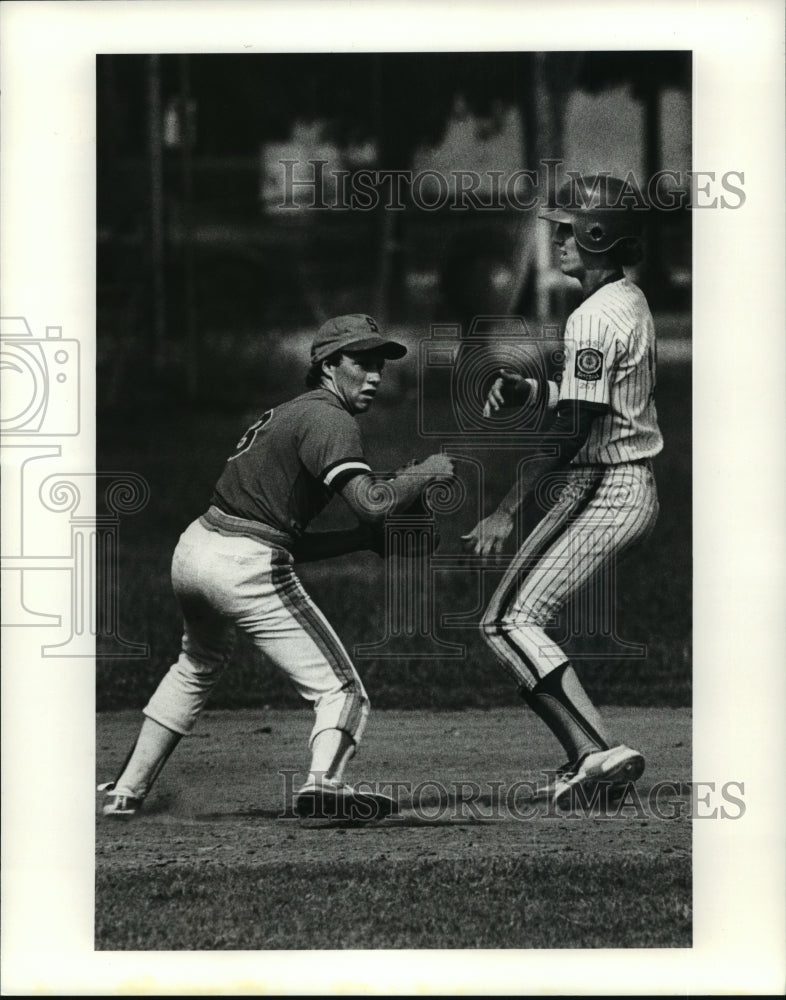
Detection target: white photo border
<box><xmin>1</xmin><ymin>0</ymin><xmax>784</xmax><ymax>994</ymax></box>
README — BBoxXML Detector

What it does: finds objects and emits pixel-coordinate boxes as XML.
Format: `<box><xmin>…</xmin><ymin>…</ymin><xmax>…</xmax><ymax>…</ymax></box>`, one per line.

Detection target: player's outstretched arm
<box><xmin>482</xmin><ymin>369</ymin><xmax>560</xmax><ymax>419</ymax></box>
<box><xmin>483</xmin><ymin>369</ymin><xmax>532</xmax><ymax>416</ymax></box>
<box><xmin>291</xmin><ymin>457</ymin><xmax>453</xmax><ymax>562</ymax></box>
<box><xmin>462</xmin><ymin>401</ymin><xmax>602</xmax><ymax>556</ymax></box>
<box><xmin>338</xmin><ymin>454</ymin><xmax>454</xmax><ymax>526</ymax></box>
<box><xmin>290</xmin><ymin>526</ymin><xmax>382</xmax><ymax>563</ymax></box>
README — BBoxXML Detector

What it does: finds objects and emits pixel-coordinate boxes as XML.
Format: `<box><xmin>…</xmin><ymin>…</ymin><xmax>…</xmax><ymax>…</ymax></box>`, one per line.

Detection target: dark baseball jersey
<box><xmin>558</xmin><ymin>276</ymin><xmax>663</xmax><ymax>465</ymax></box>
<box><xmin>210</xmin><ymin>388</ymin><xmax>371</xmax><ymax>546</ymax></box>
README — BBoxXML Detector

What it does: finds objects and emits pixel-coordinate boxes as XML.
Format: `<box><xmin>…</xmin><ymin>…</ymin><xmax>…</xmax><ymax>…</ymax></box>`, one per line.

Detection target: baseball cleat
<box><xmin>531</xmin><ymin>760</ymin><xmax>579</xmax><ymax>803</ymax></box>
<box><xmin>98</xmin><ymin>781</ymin><xmax>143</xmax><ymax>820</ymax></box>
<box><xmin>294</xmin><ymin>777</ymin><xmax>397</xmax><ymax>822</ymax></box>
<box><xmin>532</xmin><ymin>757</ymin><xmax>631</xmax><ymax>804</ymax></box>
<box><xmin>551</xmin><ymin>744</ymin><xmax>645</xmax><ymax>809</ymax></box>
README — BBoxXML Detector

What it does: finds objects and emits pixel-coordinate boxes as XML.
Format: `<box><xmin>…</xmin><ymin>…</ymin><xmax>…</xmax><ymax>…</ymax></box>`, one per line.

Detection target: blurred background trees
<box><xmin>97</xmin><ymin>52</ymin><xmax>692</xmax><ymax>708</ymax></box>
<box><xmin>97</xmin><ymin>51</ymin><xmax>691</xmax><ymax>404</ymax></box>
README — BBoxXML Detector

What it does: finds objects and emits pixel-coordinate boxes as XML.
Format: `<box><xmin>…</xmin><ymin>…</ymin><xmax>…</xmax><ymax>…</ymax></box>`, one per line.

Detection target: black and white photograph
<box><xmin>93</xmin><ymin>48</ymin><xmax>695</xmax><ymax>950</ymax></box>
<box><xmin>1</xmin><ymin>1</ymin><xmax>784</xmax><ymax>995</ymax></box>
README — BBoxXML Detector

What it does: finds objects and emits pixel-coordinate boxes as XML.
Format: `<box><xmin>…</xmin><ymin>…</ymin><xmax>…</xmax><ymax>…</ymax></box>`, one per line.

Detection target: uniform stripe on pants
<box><xmin>144</xmin><ymin>519</ymin><xmax>369</xmax><ymax>744</ymax></box>
<box><xmin>272</xmin><ymin>563</ymin><xmax>368</xmax><ymax>740</ymax></box>
<box><xmin>480</xmin><ymin>463</ymin><xmax>659</xmax><ymax>690</ymax></box>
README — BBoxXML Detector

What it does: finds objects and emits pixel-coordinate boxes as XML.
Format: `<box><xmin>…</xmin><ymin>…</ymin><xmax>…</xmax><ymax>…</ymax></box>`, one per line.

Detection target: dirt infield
<box><xmin>96</xmin><ymin>707</ymin><xmax>690</xmax><ymax>949</ymax></box>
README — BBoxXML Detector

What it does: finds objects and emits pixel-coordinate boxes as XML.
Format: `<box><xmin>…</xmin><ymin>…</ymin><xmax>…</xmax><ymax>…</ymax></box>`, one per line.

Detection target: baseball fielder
<box><xmin>463</xmin><ymin>175</ymin><xmax>663</xmax><ymax>806</ymax></box>
<box><xmin>99</xmin><ymin>314</ymin><xmax>453</xmax><ymax>821</ymax></box>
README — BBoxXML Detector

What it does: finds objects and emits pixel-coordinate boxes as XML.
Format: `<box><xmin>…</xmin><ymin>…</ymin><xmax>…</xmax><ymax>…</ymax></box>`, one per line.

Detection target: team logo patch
<box><xmin>575</xmin><ymin>348</ymin><xmax>603</xmax><ymax>381</ymax></box>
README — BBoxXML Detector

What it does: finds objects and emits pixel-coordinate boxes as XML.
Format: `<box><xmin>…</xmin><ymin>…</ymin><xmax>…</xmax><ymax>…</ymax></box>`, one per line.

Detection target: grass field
<box><xmin>96</xmin><ymin>707</ymin><xmax>691</xmax><ymax>950</ymax></box>
<box><xmin>96</xmin><ymin>326</ymin><xmax>692</xmax><ymax>953</ymax></box>
<box><xmin>97</xmin><ymin>856</ymin><xmax>691</xmax><ymax>950</ymax></box>
<box><xmin>97</xmin><ymin>338</ymin><xmax>691</xmax><ymax>711</ymax></box>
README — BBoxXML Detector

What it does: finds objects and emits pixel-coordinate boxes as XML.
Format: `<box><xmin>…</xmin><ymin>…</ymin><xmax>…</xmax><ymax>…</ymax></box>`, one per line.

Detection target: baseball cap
<box><xmin>310</xmin><ymin>314</ymin><xmax>407</xmax><ymax>365</ymax></box>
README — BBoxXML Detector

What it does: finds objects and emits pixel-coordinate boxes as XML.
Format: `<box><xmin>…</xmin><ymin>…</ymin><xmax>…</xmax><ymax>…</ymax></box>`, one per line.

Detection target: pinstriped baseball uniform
<box><xmin>144</xmin><ymin>388</ymin><xmax>373</xmax><ymax>746</ymax></box>
<box><xmin>560</xmin><ymin>275</ymin><xmax>663</xmax><ymax>465</ymax></box>
<box><xmin>481</xmin><ymin>275</ymin><xmax>662</xmax><ymax>689</ymax></box>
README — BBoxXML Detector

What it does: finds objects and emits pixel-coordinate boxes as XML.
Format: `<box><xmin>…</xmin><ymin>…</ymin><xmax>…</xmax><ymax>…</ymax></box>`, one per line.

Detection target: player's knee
<box><xmin>340</xmin><ymin>670</ymin><xmax>368</xmax><ymax>702</ymax></box>
<box><xmin>180</xmin><ymin>628</ymin><xmax>235</xmax><ymax>671</ymax></box>
<box><xmin>350</xmin><ymin>678</ymin><xmax>371</xmax><ymax>742</ymax></box>
<box><xmin>171</xmin><ymin>651</ymin><xmax>228</xmax><ymax>689</ymax></box>
<box><xmin>352</xmin><ymin>677</ymin><xmax>371</xmax><ymax>719</ymax></box>
<box><xmin>481</xmin><ymin>607</ymin><xmax>544</xmax><ymax>648</ymax></box>
<box><xmin>356</xmin><ymin>687</ymin><xmax>371</xmax><ymax>732</ymax></box>
<box><xmin>480</xmin><ymin>611</ymin><xmax>509</xmax><ymax>648</ymax></box>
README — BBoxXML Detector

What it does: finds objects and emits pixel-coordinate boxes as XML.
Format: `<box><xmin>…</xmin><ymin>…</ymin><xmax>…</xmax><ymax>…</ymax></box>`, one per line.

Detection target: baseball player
<box><xmin>99</xmin><ymin>314</ymin><xmax>454</xmax><ymax>821</ymax></box>
<box><xmin>462</xmin><ymin>175</ymin><xmax>663</xmax><ymax>806</ymax></box>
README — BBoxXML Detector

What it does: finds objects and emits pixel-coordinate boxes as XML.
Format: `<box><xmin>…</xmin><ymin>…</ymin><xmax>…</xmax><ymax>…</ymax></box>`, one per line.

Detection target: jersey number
<box><xmin>228</xmin><ymin>410</ymin><xmax>273</xmax><ymax>460</ymax></box>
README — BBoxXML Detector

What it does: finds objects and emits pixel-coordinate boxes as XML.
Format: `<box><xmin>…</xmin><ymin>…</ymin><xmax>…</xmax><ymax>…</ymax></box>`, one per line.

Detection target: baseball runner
<box><xmin>99</xmin><ymin>314</ymin><xmax>454</xmax><ymax>821</ymax></box>
<box><xmin>462</xmin><ymin>175</ymin><xmax>663</xmax><ymax>807</ymax></box>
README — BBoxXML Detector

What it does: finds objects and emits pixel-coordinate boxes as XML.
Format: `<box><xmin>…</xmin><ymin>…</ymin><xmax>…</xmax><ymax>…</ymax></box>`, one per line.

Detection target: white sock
<box><xmin>308</xmin><ymin>729</ymin><xmax>355</xmax><ymax>784</ymax></box>
<box><xmin>114</xmin><ymin>716</ymin><xmax>181</xmax><ymax>798</ymax></box>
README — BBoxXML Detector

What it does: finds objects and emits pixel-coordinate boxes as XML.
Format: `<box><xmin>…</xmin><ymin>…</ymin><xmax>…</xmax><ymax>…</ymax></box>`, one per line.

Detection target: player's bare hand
<box><xmin>418</xmin><ymin>453</ymin><xmax>455</xmax><ymax>481</ymax></box>
<box><xmin>461</xmin><ymin>510</ymin><xmax>514</xmax><ymax>555</ymax></box>
<box><xmin>483</xmin><ymin>370</ymin><xmax>531</xmax><ymax>418</ymax></box>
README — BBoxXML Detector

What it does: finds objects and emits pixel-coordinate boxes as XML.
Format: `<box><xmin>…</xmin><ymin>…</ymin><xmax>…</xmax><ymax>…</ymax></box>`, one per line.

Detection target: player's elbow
<box><xmin>338</xmin><ymin>474</ymin><xmax>395</xmax><ymax>526</ymax></box>
<box><xmin>353</xmin><ymin>506</ymin><xmax>387</xmax><ymax>527</ymax></box>
<box><xmin>551</xmin><ymin>400</ymin><xmax>607</xmax><ymax>461</ymax></box>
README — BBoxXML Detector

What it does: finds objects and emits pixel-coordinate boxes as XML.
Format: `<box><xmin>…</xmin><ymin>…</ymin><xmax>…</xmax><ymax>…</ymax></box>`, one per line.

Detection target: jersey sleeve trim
<box><xmin>322</xmin><ymin>458</ymin><xmax>372</xmax><ymax>489</ymax></box>
<box><xmin>328</xmin><ymin>467</ymin><xmax>370</xmax><ymax>492</ymax></box>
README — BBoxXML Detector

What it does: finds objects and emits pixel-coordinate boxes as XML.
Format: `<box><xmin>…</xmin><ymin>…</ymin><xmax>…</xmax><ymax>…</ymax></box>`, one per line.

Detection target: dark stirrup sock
<box><xmin>522</xmin><ymin>662</ymin><xmax>612</xmax><ymax>763</ymax></box>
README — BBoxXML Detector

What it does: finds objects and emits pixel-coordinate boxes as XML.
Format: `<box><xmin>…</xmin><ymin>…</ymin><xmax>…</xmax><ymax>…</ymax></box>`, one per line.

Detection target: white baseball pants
<box><xmin>144</xmin><ymin>519</ymin><xmax>370</xmax><ymax>745</ymax></box>
<box><xmin>481</xmin><ymin>461</ymin><xmax>659</xmax><ymax>689</ymax></box>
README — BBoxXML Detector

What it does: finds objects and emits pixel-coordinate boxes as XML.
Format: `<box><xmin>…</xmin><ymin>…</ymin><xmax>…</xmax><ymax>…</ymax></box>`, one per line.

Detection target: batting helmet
<box><xmin>538</xmin><ymin>175</ymin><xmax>644</xmax><ymax>254</ymax></box>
